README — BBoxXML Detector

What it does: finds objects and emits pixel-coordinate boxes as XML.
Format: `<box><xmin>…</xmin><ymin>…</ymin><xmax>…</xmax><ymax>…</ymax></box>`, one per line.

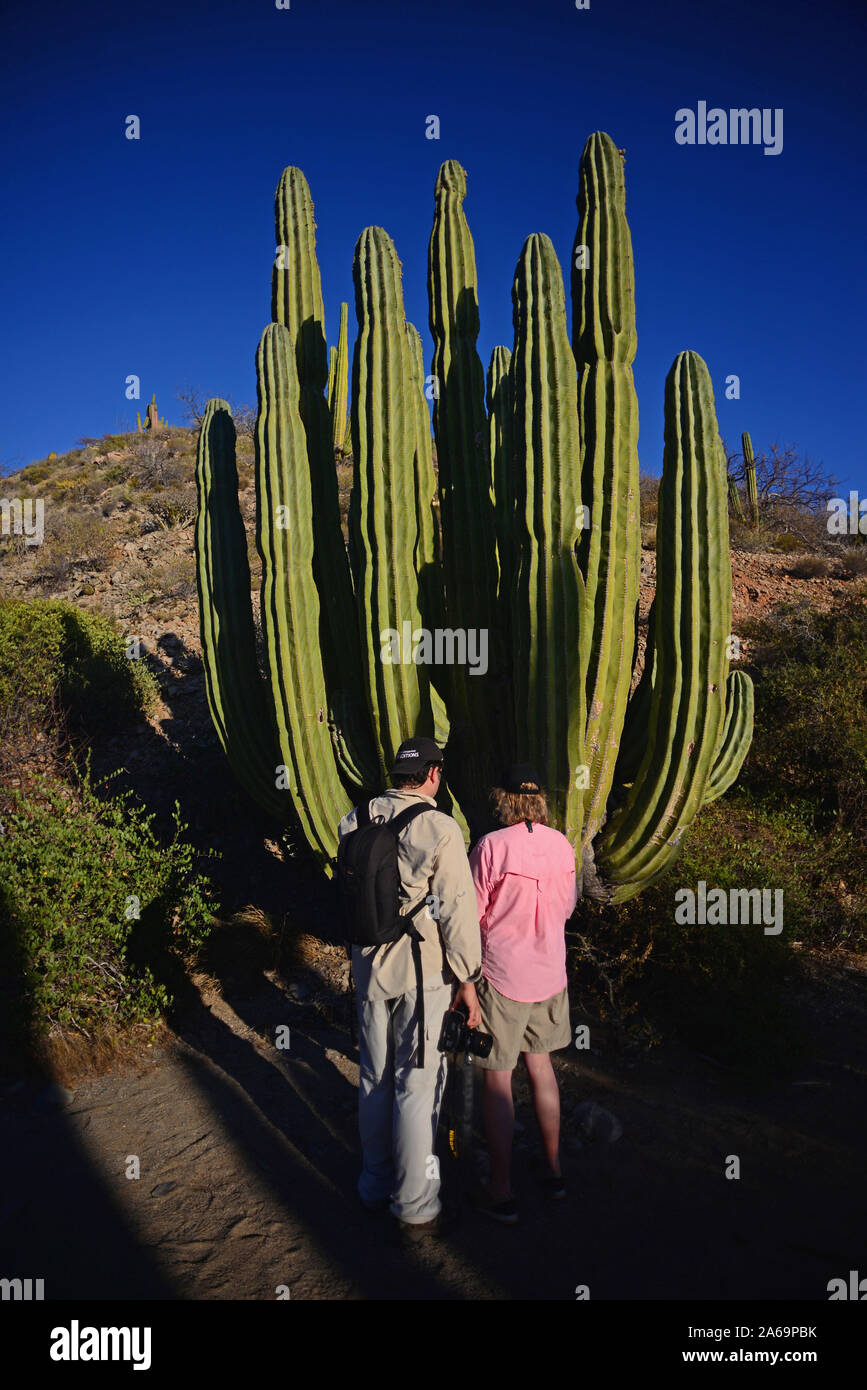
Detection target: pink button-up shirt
<box><xmin>469</xmin><ymin>821</ymin><xmax>579</xmax><ymax>1003</ymax></box>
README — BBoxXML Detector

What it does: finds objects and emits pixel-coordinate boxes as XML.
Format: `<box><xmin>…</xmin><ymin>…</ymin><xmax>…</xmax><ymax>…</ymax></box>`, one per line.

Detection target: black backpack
<box><xmin>337</xmin><ymin>799</ymin><xmax>433</xmax><ymax>1066</ymax></box>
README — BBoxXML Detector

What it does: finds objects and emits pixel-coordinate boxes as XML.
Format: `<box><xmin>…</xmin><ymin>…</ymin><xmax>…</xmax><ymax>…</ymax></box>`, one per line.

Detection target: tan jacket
<box><xmin>337</xmin><ymin>789</ymin><xmax>483</xmax><ymax>1002</ymax></box>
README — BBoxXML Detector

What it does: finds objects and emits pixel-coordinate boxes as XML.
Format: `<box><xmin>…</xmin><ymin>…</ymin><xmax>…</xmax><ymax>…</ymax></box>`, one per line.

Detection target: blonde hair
<box><xmin>490</xmin><ymin>785</ymin><xmax>549</xmax><ymax>828</ymax></box>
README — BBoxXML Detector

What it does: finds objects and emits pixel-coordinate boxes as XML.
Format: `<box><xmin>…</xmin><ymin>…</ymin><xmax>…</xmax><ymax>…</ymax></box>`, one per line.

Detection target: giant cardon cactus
<box><xmin>194</xmin><ymin>131</ymin><xmax>754</xmax><ymax>902</ymax></box>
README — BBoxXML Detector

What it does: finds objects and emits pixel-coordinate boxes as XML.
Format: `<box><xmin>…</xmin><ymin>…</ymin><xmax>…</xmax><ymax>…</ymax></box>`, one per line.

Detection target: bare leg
<box><xmin>522</xmin><ymin>1051</ymin><xmax>561</xmax><ymax>1176</ymax></box>
<box><xmin>482</xmin><ymin>1069</ymin><xmax>515</xmax><ymax>1200</ymax></box>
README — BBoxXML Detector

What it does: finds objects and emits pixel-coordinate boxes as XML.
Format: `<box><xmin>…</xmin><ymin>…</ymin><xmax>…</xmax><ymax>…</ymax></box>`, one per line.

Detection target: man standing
<box><xmin>337</xmin><ymin>736</ymin><xmax>482</xmax><ymax>1241</ymax></box>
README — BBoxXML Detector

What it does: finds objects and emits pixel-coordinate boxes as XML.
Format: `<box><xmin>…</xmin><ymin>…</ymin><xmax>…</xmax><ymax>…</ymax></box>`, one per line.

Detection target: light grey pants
<box><xmin>356</xmin><ymin>979</ymin><xmax>452</xmax><ymax>1224</ymax></box>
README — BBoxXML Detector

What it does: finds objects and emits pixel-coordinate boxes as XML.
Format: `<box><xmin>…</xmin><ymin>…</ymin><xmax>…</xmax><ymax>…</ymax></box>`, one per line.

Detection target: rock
<box><xmin>571</xmin><ymin>1101</ymin><xmax>623</xmax><ymax>1144</ymax></box>
<box><xmin>110</xmin><ymin>570</ymin><xmax>123</xmax><ymax>585</ymax></box>
<box><xmin>150</xmin><ymin>1181</ymin><xmax>178</xmax><ymax>1197</ymax></box>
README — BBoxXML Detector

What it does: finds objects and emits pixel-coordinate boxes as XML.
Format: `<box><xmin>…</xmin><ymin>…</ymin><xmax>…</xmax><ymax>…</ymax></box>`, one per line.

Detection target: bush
<box><xmin>142</xmin><ymin>485</ymin><xmax>197</xmax><ymax>529</ymax></box>
<box><xmin>0</xmin><ymin>764</ymin><xmax>219</xmax><ymax>1045</ymax></box>
<box><xmin>786</xmin><ymin>554</ymin><xmax>835</xmax><ymax>579</ymax></box>
<box><xmin>32</xmin><ymin>509</ymin><xmax>116</xmax><ymax>583</ymax></box>
<box><xmin>0</xmin><ymin>598</ymin><xmax>159</xmax><ymax>746</ymax></box>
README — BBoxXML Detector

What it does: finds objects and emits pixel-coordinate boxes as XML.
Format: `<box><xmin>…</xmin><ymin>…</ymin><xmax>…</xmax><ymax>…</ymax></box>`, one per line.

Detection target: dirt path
<box><xmin>4</xmin><ymin>947</ymin><xmax>866</xmax><ymax>1301</ymax></box>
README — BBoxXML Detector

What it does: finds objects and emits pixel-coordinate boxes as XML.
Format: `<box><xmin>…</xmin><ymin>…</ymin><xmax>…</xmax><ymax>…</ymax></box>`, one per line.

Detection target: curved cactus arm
<box><xmin>194</xmin><ymin>400</ymin><xmax>287</xmax><ymax>820</ymax></box>
<box><xmin>255</xmin><ymin>325</ymin><xmax>354</xmax><ymax>869</ymax></box>
<box><xmin>331</xmin><ymin>301</ymin><xmax>350</xmax><ymax>451</ymax></box>
<box><xmin>703</xmin><ymin>670</ymin><xmax>754</xmax><ymax>804</ymax></box>
<box><xmin>511</xmin><ymin>234</ymin><xmax>587</xmax><ymax>848</ymax></box>
<box><xmin>595</xmin><ymin>351</ymin><xmax>730</xmax><ymax>901</ymax></box>
<box><xmin>271</xmin><ymin>167</ymin><xmax>378</xmax><ymax>793</ymax></box>
<box><xmin>743</xmin><ymin>430</ymin><xmax>759</xmax><ymax>526</ymax></box>
<box><xmin>352</xmin><ymin>227</ymin><xmax>442</xmax><ymax>776</ymax></box>
<box><xmin>572</xmin><ymin>132</ymin><xmax>641</xmax><ymax>849</ymax></box>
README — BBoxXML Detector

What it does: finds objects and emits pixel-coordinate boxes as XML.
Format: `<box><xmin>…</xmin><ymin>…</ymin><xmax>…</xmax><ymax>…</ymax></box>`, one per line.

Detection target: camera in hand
<box><xmin>437</xmin><ymin>1001</ymin><xmax>493</xmax><ymax>1059</ymax></box>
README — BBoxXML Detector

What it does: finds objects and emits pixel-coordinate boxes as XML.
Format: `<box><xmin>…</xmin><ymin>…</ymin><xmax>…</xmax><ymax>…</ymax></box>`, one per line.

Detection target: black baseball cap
<box><xmin>502</xmin><ymin>762</ymin><xmax>542</xmax><ymax>793</ymax></box>
<box><xmin>389</xmin><ymin>736</ymin><xmax>444</xmax><ymax>778</ymax></box>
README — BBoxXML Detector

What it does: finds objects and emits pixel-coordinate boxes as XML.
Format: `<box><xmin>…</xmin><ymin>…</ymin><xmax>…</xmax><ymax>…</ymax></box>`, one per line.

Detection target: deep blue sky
<box><xmin>3</xmin><ymin>0</ymin><xmax>865</xmax><ymax>496</ymax></box>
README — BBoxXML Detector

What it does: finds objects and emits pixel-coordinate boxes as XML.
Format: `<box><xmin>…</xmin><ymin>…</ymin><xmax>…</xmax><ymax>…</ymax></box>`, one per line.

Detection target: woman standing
<box><xmin>469</xmin><ymin>764</ymin><xmax>578</xmax><ymax>1224</ymax></box>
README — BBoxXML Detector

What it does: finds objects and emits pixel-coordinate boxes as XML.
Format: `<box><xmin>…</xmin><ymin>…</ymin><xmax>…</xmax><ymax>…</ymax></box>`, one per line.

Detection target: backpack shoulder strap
<box><xmin>386</xmin><ymin>801</ymin><xmax>433</xmax><ymax>838</ymax></box>
<box><xmin>356</xmin><ymin>800</ymin><xmax>372</xmax><ymax>829</ymax></box>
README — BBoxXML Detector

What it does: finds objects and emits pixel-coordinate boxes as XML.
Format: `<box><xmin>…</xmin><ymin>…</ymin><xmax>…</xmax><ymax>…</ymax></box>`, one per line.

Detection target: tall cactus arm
<box><xmin>194</xmin><ymin>400</ymin><xmax>288</xmax><ymax>820</ymax></box>
<box><xmin>511</xmin><ymin>234</ymin><xmax>587</xmax><ymax>847</ymax></box>
<box><xmin>427</xmin><ymin>161</ymin><xmax>503</xmax><ymax>791</ymax></box>
<box><xmin>255</xmin><ymin>324</ymin><xmax>353</xmax><ymax>868</ymax></box>
<box><xmin>327</xmin><ymin>344</ymin><xmax>337</xmax><ymax>413</ymax></box>
<box><xmin>352</xmin><ymin>228</ymin><xmax>440</xmax><ymax>776</ymax></box>
<box><xmin>595</xmin><ymin>351</ymin><xmax>730</xmax><ymax>900</ymax></box>
<box><xmin>743</xmin><ymin>430</ymin><xmax>759</xmax><ymax>526</ymax></box>
<box><xmin>271</xmin><ymin>167</ymin><xmax>377</xmax><ymax>793</ymax></box>
<box><xmin>728</xmin><ymin>475</ymin><xmax>745</xmax><ymax>522</ymax></box>
<box><xmin>571</xmin><ymin>132</ymin><xmax>641</xmax><ymax>848</ymax></box>
<box><xmin>703</xmin><ymin>670</ymin><xmax>754</xmax><ymax>804</ymax></box>
<box><xmin>487</xmin><ymin>345</ymin><xmax>516</xmax><ymax>611</ymax></box>
<box><xmin>331</xmin><ymin>301</ymin><xmax>350</xmax><ymax>451</ymax></box>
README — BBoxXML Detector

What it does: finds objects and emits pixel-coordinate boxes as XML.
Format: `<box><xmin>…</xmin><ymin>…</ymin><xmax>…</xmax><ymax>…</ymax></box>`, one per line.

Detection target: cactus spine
<box><xmin>572</xmin><ymin>133</ymin><xmax>641</xmax><ymax>849</ymax></box>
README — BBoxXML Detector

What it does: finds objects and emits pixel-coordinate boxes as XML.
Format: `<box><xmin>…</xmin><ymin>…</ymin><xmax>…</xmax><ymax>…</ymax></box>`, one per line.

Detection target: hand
<box><xmin>453</xmin><ymin>980</ymin><xmax>481</xmax><ymax>1029</ymax></box>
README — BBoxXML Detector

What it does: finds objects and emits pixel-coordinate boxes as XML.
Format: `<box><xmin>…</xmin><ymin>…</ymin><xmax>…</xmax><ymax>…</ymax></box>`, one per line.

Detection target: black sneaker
<box><xmin>475</xmin><ymin>1186</ymin><xmax>519</xmax><ymax>1224</ymax></box>
<box><xmin>542</xmin><ymin>1171</ymin><xmax>566</xmax><ymax>1200</ymax></box>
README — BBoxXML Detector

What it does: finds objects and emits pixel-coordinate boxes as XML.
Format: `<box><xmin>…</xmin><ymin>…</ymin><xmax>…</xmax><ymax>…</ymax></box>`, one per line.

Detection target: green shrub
<box><xmin>743</xmin><ymin>596</ymin><xmax>867</xmax><ymax>837</ymax></box>
<box><xmin>0</xmin><ymin>764</ymin><xmax>219</xmax><ymax>1043</ymax></box>
<box><xmin>0</xmin><ymin>597</ymin><xmax>159</xmax><ymax>733</ymax></box>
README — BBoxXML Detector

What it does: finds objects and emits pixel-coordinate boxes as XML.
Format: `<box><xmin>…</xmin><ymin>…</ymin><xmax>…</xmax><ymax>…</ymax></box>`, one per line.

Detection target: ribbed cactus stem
<box><xmin>511</xmin><ymin>234</ymin><xmax>586</xmax><ymax>846</ymax></box>
<box><xmin>427</xmin><ymin>161</ymin><xmax>501</xmax><ymax>797</ymax></box>
<box><xmin>271</xmin><ymin>167</ymin><xmax>377</xmax><ymax>792</ymax></box>
<box><xmin>596</xmin><ymin>351</ymin><xmax>730</xmax><ymax>899</ymax></box>
<box><xmin>194</xmin><ymin>399</ymin><xmax>286</xmax><ymax>820</ymax></box>
<box><xmin>352</xmin><ymin>227</ymin><xmax>440</xmax><ymax>775</ymax></box>
<box><xmin>743</xmin><ymin>430</ymin><xmax>759</xmax><ymax>526</ymax></box>
<box><xmin>572</xmin><ymin>131</ymin><xmax>641</xmax><ymax>848</ymax></box>
<box><xmin>330</xmin><ymin>301</ymin><xmax>350</xmax><ymax>451</ymax></box>
<box><xmin>728</xmin><ymin>473</ymin><xmax>745</xmax><ymax>522</ymax></box>
<box><xmin>487</xmin><ymin>345</ymin><xmax>516</xmax><ymax>615</ymax></box>
<box><xmin>255</xmin><ymin>324</ymin><xmax>353</xmax><ymax>866</ymax></box>
<box><xmin>271</xmin><ymin>167</ymin><xmax>328</xmax><ymax>390</ymax></box>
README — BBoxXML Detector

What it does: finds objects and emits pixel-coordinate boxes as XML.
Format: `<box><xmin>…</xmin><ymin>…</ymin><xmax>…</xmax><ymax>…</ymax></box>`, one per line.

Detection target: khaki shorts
<box><xmin>475</xmin><ymin>976</ymin><xmax>572</xmax><ymax>1071</ymax></box>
